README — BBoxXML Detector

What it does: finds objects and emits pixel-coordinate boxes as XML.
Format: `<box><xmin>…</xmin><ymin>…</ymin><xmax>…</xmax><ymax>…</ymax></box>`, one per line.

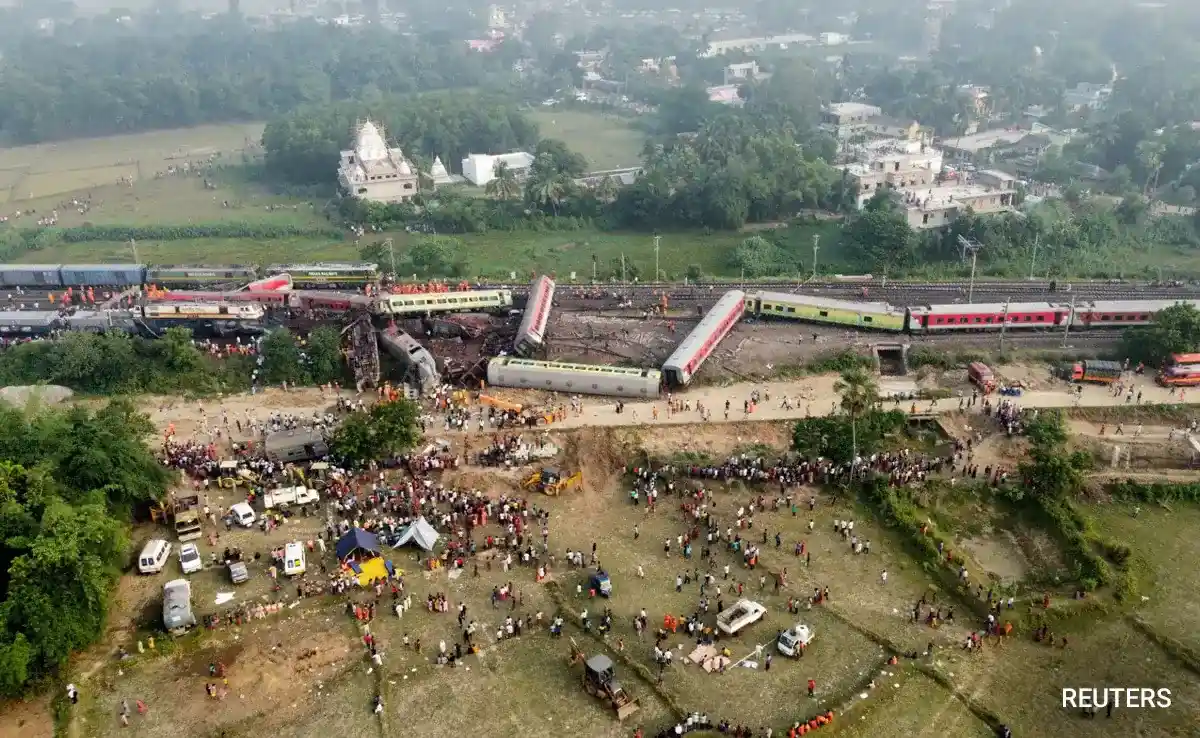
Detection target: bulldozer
<box><xmin>581</xmin><ymin>653</ymin><xmax>640</xmax><ymax>721</ymax></box>
<box><xmin>217</xmin><ymin>461</ymin><xmax>260</xmax><ymax>489</ymax></box>
<box><xmin>522</xmin><ymin>467</ymin><xmax>582</xmax><ymax>496</ymax></box>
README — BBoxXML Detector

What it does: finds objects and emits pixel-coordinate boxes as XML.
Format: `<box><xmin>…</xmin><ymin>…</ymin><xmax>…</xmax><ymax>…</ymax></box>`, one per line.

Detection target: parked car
<box><xmin>178</xmin><ymin>543</ymin><xmax>203</xmax><ymax>575</ymax></box>
<box><xmin>230</xmin><ymin>502</ymin><xmax>256</xmax><ymax>527</ymax></box>
<box><xmin>228</xmin><ymin>561</ymin><xmax>249</xmax><ymax>584</ymax></box>
<box><xmin>162</xmin><ymin>579</ymin><xmax>196</xmax><ymax>633</ymax></box>
<box><xmin>137</xmin><ymin>539</ymin><xmax>172</xmax><ymax>575</ymax></box>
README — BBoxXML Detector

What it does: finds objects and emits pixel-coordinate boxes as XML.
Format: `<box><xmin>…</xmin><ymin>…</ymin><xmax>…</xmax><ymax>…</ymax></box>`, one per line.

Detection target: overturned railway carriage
<box><xmin>487</xmin><ymin>357</ymin><xmax>662</xmax><ymax>399</ymax></box>
<box><xmin>514</xmin><ymin>276</ymin><xmax>555</xmax><ymax>356</ymax></box>
<box><xmin>662</xmin><ymin>290</ymin><xmax>745</xmax><ymax>387</ymax></box>
<box><xmin>748</xmin><ymin>291</ymin><xmax>906</xmax><ymax>331</ymax></box>
<box><xmin>379</xmin><ymin>327</ymin><xmax>439</xmax><ymax>388</ymax></box>
<box><xmin>377</xmin><ymin>289</ymin><xmax>513</xmax><ymax>317</ymax></box>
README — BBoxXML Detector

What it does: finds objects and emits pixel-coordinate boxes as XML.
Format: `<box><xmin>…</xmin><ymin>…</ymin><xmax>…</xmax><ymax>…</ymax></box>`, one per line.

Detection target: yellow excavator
<box><xmin>522</xmin><ymin>467</ymin><xmax>582</xmax><ymax>496</ymax></box>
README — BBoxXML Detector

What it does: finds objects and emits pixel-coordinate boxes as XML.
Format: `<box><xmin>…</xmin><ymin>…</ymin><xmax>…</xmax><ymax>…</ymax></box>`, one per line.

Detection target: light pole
<box><xmin>129</xmin><ymin>238</ymin><xmax>139</xmax><ymax>264</ymax></box>
<box><xmin>811</xmin><ymin>234</ymin><xmax>820</xmax><ymax>281</ymax></box>
<box><xmin>958</xmin><ymin>235</ymin><xmax>982</xmax><ymax>304</ymax></box>
<box><xmin>384</xmin><ymin>237</ymin><xmax>396</xmax><ymax>278</ymax></box>
<box><xmin>999</xmin><ymin>298</ymin><xmax>1011</xmax><ymax>352</ymax></box>
<box><xmin>1029</xmin><ymin>234</ymin><xmax>1039</xmax><ymax>281</ymax></box>
<box><xmin>1062</xmin><ymin>294</ymin><xmax>1075</xmax><ymax>347</ymax></box>
<box><xmin>653</xmin><ymin>235</ymin><xmax>661</xmax><ymax>282</ymax></box>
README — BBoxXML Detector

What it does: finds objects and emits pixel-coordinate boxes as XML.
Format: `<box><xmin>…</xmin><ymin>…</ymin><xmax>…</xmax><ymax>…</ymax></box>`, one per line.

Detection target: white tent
<box><xmin>393</xmin><ymin>516</ymin><xmax>440</xmax><ymax>551</ymax></box>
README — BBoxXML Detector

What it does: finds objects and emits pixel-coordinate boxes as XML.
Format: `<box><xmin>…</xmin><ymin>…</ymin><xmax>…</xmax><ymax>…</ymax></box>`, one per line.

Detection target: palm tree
<box><xmin>486</xmin><ymin>162</ymin><xmax>520</xmax><ymax>201</ymax></box>
<box><xmin>1135</xmin><ymin>140</ymin><xmax>1166</xmax><ymax>201</ymax></box>
<box><xmin>834</xmin><ymin>367</ymin><xmax>879</xmax><ymax>469</ymax></box>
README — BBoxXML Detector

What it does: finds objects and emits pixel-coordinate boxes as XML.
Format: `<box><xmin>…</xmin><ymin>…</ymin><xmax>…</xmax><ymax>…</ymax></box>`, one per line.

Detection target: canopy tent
<box><xmin>392</xmin><ymin>516</ymin><xmax>440</xmax><ymax>551</ymax></box>
<box><xmin>349</xmin><ymin>557</ymin><xmax>395</xmax><ymax>586</ymax></box>
<box><xmin>336</xmin><ymin>528</ymin><xmax>380</xmax><ymax>562</ymax></box>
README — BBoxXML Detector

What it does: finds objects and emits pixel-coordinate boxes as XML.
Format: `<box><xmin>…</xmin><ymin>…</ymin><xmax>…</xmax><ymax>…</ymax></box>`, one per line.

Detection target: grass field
<box><xmin>18</xmin><ymin>223</ymin><xmax>847</xmax><ymax>280</ymax></box>
<box><xmin>528</xmin><ymin>109</ymin><xmax>647</xmax><ymax>172</ymax></box>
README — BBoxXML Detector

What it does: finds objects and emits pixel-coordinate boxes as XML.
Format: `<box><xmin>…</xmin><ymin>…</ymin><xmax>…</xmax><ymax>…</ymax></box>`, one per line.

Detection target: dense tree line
<box><xmin>0</xmin><ymin>20</ymin><xmax>520</xmax><ymax>145</ymax></box>
<box><xmin>0</xmin><ymin>399</ymin><xmax>173</xmax><ymax>695</ymax></box>
<box><xmin>262</xmin><ymin>92</ymin><xmax>539</xmax><ymax>186</ymax></box>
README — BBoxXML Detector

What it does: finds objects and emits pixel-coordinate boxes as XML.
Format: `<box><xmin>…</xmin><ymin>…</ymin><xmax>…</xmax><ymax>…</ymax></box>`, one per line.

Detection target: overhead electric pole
<box><xmin>999</xmin><ymin>298</ymin><xmax>1011</xmax><ymax>352</ymax></box>
<box><xmin>653</xmin><ymin>235</ymin><xmax>661</xmax><ymax>282</ymax></box>
<box><xmin>384</xmin><ymin>237</ymin><xmax>396</xmax><ymax>278</ymax></box>
<box><xmin>811</xmin><ymin>234</ymin><xmax>820</xmax><ymax>281</ymax></box>
<box><xmin>1062</xmin><ymin>294</ymin><xmax>1075</xmax><ymax>347</ymax></box>
<box><xmin>129</xmin><ymin>238</ymin><xmax>139</xmax><ymax>264</ymax></box>
<box><xmin>1029</xmin><ymin>234</ymin><xmax>1039</xmax><ymax>281</ymax></box>
<box><xmin>958</xmin><ymin>235</ymin><xmax>983</xmax><ymax>304</ymax></box>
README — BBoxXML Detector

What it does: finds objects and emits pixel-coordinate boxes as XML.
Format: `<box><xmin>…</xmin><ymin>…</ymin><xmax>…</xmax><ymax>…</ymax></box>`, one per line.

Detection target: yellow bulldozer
<box><xmin>522</xmin><ymin>467</ymin><xmax>582</xmax><ymax>496</ymax></box>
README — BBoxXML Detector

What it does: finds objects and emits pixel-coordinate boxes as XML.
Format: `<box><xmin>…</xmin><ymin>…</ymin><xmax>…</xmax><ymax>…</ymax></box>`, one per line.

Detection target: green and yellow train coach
<box><xmin>746</xmin><ymin>291</ymin><xmax>906</xmax><ymax>332</ymax></box>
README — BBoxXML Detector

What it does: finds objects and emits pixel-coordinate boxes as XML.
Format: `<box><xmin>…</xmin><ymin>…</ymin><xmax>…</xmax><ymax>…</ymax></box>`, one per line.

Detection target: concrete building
<box><xmin>701</xmin><ymin>33</ymin><xmax>814</xmax><ymax>57</ymax></box>
<box><xmin>844</xmin><ymin>139</ymin><xmax>944</xmax><ymax>209</ymax></box>
<box><xmin>337</xmin><ymin>120</ymin><xmax>419</xmax><ymax>204</ymax></box>
<box><xmin>819</xmin><ymin>32</ymin><xmax>849</xmax><ymax>45</ymax></box>
<box><xmin>1062</xmin><ymin>82</ymin><xmax>1113</xmax><ymax>111</ymax></box>
<box><xmin>461</xmin><ymin>152</ymin><xmax>535</xmax><ymax>187</ymax></box>
<box><xmin>900</xmin><ymin>184</ymin><xmax>1016</xmax><ymax>230</ymax></box>
<box><xmin>938</xmin><ymin>128</ymin><xmax>1051</xmax><ymax>165</ymax></box>
<box><xmin>821</xmin><ymin>103</ymin><xmax>922</xmax><ymax>142</ymax></box>
<box><xmin>724</xmin><ymin>61</ymin><xmax>761</xmax><ymax>81</ymax></box>
<box><xmin>706</xmin><ymin>84</ymin><xmax>744</xmax><ymax>106</ymax></box>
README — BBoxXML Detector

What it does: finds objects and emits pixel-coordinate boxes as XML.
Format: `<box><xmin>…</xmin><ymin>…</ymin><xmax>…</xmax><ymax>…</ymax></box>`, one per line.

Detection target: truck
<box><xmin>262</xmin><ymin>485</ymin><xmax>320</xmax><ymax>510</ymax></box>
<box><xmin>967</xmin><ymin>362</ymin><xmax>996</xmax><ymax>393</ymax></box>
<box><xmin>776</xmin><ymin>624</ymin><xmax>814</xmax><ymax>657</ymax></box>
<box><xmin>715</xmin><ymin>599</ymin><xmax>767</xmax><ymax>636</ymax></box>
<box><xmin>172</xmin><ymin>493</ymin><xmax>202</xmax><ymax>542</ymax></box>
<box><xmin>1064</xmin><ymin>360</ymin><xmax>1122</xmax><ymax>384</ymax></box>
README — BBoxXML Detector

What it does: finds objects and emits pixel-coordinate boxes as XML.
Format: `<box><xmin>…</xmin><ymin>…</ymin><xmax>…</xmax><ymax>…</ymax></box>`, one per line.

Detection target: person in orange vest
<box><xmin>807</xmin><ymin>678</ymin><xmax>816</xmax><ymax>697</ymax></box>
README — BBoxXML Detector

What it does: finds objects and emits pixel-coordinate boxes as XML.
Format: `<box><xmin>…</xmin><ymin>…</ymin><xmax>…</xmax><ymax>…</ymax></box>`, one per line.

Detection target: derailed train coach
<box><xmin>487</xmin><ymin>356</ymin><xmax>662</xmax><ymax>399</ymax></box>
<box><xmin>379</xmin><ymin>326</ymin><xmax>440</xmax><ymax>389</ymax></box>
<box><xmin>514</xmin><ymin>276</ymin><xmax>555</xmax><ymax>356</ymax></box>
<box><xmin>661</xmin><ymin>289</ymin><xmax>745</xmax><ymax>387</ymax></box>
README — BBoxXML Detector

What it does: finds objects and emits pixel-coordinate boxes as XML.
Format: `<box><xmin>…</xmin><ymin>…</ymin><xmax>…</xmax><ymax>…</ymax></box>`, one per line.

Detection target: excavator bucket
<box><xmin>614</xmin><ymin>698</ymin><xmax>640</xmax><ymax>721</ymax></box>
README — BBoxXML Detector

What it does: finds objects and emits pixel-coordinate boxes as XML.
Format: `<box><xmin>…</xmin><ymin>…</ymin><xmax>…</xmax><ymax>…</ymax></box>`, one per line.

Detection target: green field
<box><xmin>528</xmin><ymin>109</ymin><xmax>647</xmax><ymax>172</ymax></box>
<box><xmin>17</xmin><ymin>224</ymin><xmax>846</xmax><ymax>280</ymax></box>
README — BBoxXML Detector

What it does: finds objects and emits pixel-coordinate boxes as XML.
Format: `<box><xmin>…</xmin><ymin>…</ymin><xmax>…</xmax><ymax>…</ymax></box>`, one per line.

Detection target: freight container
<box><xmin>0</xmin><ymin>264</ymin><xmax>63</xmax><ymax>287</ymax></box>
<box><xmin>59</xmin><ymin>264</ymin><xmax>145</xmax><ymax>287</ymax></box>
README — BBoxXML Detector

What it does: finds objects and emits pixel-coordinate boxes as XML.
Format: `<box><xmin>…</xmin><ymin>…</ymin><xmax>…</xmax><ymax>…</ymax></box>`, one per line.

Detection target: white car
<box><xmin>178</xmin><ymin>543</ymin><xmax>203</xmax><ymax>575</ymax></box>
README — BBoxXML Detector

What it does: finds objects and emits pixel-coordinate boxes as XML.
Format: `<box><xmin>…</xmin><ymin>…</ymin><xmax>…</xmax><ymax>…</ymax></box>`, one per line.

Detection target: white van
<box><xmin>138</xmin><ymin>539</ymin><xmax>173</xmax><ymax>575</ymax></box>
<box><xmin>230</xmin><ymin>502</ymin><xmax>256</xmax><ymax>527</ymax></box>
<box><xmin>283</xmin><ymin>541</ymin><xmax>306</xmax><ymax>576</ymax></box>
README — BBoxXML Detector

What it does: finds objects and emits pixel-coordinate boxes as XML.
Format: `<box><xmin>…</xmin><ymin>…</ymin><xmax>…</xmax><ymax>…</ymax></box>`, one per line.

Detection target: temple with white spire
<box><xmin>428</xmin><ymin>156</ymin><xmax>455</xmax><ymax>186</ymax></box>
<box><xmin>337</xmin><ymin>120</ymin><xmax>420</xmax><ymax>204</ymax></box>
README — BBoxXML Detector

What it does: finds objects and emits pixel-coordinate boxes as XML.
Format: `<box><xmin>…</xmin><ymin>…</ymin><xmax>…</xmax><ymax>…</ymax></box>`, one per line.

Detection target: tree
<box><xmin>1120</xmin><ymin>302</ymin><xmax>1200</xmax><ymax>366</ymax></box>
<box><xmin>0</xmin><ymin>401</ymin><xmax>170</xmax><ymax>696</ymax></box>
<box><xmin>841</xmin><ymin>206</ymin><xmax>915</xmax><ymax>272</ymax></box>
<box><xmin>535</xmin><ymin>138</ymin><xmax>588</xmax><ymax>177</ymax></box>
<box><xmin>834</xmin><ymin>367</ymin><xmax>878</xmax><ymax>464</ymax></box>
<box><xmin>731</xmin><ymin>235</ymin><xmax>785</xmax><ymax>278</ymax></box>
<box><xmin>305</xmin><ymin>327</ymin><xmax>344</xmax><ymax>385</ymax></box>
<box><xmin>259</xmin><ymin>328</ymin><xmax>304</xmax><ymax>385</ymax></box>
<box><xmin>329</xmin><ymin>400</ymin><xmax>421</xmax><ymax>464</ymax></box>
<box><xmin>485</xmin><ymin>162</ymin><xmax>521</xmax><ymax>200</ymax></box>
<box><xmin>404</xmin><ymin>235</ymin><xmax>467</xmax><ymax>277</ymax></box>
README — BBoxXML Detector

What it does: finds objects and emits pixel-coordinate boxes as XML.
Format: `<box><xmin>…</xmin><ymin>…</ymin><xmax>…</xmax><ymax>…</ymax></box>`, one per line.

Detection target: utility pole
<box><xmin>1029</xmin><ymin>234</ymin><xmax>1039</xmax><ymax>281</ymax></box>
<box><xmin>129</xmin><ymin>238</ymin><xmax>139</xmax><ymax>264</ymax></box>
<box><xmin>999</xmin><ymin>298</ymin><xmax>1011</xmax><ymax>352</ymax></box>
<box><xmin>653</xmin><ymin>235</ymin><xmax>661</xmax><ymax>282</ymax></box>
<box><xmin>1062</xmin><ymin>294</ymin><xmax>1075</xmax><ymax>347</ymax></box>
<box><xmin>384</xmin><ymin>237</ymin><xmax>396</xmax><ymax>278</ymax></box>
<box><xmin>958</xmin><ymin>235</ymin><xmax>982</xmax><ymax>304</ymax></box>
<box><xmin>811</xmin><ymin>234</ymin><xmax>820</xmax><ymax>281</ymax></box>
<box><xmin>621</xmin><ymin>253</ymin><xmax>626</xmax><ymax>284</ymax></box>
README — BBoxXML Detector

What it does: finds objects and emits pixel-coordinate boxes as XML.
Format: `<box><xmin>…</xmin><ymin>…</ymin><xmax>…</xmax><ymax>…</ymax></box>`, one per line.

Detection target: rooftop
<box><xmin>901</xmin><ymin>184</ymin><xmax>1013</xmax><ymax>210</ymax></box>
<box><xmin>939</xmin><ymin>129</ymin><xmax>1029</xmax><ymax>153</ymax></box>
<box><xmin>826</xmin><ymin>102</ymin><xmax>880</xmax><ymax>117</ymax></box>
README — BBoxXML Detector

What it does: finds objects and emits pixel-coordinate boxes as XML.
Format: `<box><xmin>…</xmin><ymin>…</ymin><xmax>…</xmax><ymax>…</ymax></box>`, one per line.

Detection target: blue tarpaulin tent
<box><xmin>336</xmin><ymin>528</ymin><xmax>380</xmax><ymax>562</ymax></box>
